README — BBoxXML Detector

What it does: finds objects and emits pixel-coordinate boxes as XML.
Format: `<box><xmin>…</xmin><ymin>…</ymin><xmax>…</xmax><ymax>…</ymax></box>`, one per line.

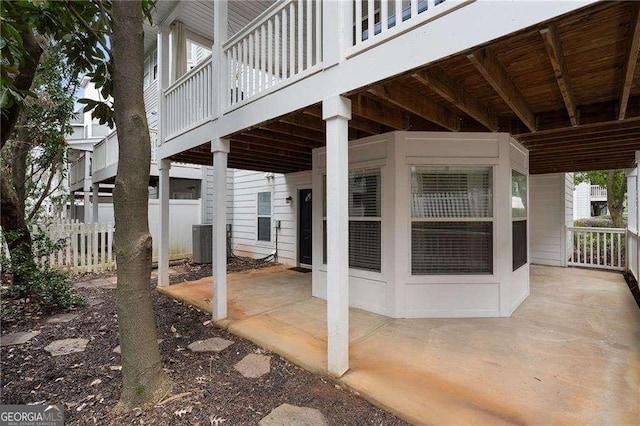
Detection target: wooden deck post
<box><xmin>92</xmin><ymin>183</ymin><xmax>99</xmax><ymax>223</ymax></box>
<box><xmin>158</xmin><ymin>159</ymin><xmax>171</xmax><ymax>287</ymax></box>
<box><xmin>323</xmin><ymin>95</ymin><xmax>351</xmax><ymax>377</ymax></box>
<box><xmin>212</xmin><ymin>138</ymin><xmax>230</xmax><ymax>321</ymax></box>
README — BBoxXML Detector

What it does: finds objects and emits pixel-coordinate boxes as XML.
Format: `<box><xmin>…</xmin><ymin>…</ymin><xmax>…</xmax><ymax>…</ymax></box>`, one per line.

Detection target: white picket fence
<box><xmin>1</xmin><ymin>220</ymin><xmax>116</xmax><ymax>274</ymax></box>
<box><xmin>567</xmin><ymin>226</ymin><xmax>626</xmax><ymax>271</ymax></box>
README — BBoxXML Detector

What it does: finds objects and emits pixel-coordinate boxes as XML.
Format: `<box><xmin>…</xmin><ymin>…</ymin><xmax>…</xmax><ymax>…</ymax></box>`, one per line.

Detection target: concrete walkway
<box><xmin>158</xmin><ymin>265</ymin><xmax>640</xmax><ymax>425</ymax></box>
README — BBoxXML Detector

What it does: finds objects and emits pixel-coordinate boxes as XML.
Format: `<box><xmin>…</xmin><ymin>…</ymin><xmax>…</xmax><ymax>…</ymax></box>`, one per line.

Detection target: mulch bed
<box><xmin>1</xmin><ymin>260</ymin><xmax>408</xmax><ymax>425</ymax></box>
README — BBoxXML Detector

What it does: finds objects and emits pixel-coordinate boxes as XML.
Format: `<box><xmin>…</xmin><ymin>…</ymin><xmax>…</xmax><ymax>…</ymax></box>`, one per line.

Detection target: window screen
<box><xmin>411</xmin><ymin>166</ymin><xmax>493</xmax><ymax>275</ymax></box>
<box><xmin>512</xmin><ymin>170</ymin><xmax>527</xmax><ymax>270</ymax></box>
<box><xmin>257</xmin><ymin>192</ymin><xmax>271</xmax><ymax>242</ymax></box>
<box><xmin>322</xmin><ymin>168</ymin><xmax>382</xmax><ymax>272</ymax></box>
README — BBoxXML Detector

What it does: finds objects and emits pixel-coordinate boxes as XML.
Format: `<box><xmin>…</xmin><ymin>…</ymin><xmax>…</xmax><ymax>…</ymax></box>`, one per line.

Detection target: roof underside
<box><xmin>169</xmin><ymin>1</ymin><xmax>640</xmax><ymax>175</ymax></box>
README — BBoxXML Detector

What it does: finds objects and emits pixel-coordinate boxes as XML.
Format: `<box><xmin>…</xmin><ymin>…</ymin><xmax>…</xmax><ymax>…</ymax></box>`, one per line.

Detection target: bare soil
<box><xmin>1</xmin><ymin>260</ymin><xmax>408</xmax><ymax>425</ymax></box>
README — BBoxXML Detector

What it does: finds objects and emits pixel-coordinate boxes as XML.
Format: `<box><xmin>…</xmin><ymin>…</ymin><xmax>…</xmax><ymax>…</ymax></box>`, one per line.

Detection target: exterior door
<box><xmin>298</xmin><ymin>189</ymin><xmax>312</xmax><ymax>265</ymax></box>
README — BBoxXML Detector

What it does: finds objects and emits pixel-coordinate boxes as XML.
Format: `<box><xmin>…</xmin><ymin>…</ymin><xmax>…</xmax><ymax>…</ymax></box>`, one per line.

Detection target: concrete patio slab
<box><xmin>158</xmin><ymin>265</ymin><xmax>640</xmax><ymax>425</ymax></box>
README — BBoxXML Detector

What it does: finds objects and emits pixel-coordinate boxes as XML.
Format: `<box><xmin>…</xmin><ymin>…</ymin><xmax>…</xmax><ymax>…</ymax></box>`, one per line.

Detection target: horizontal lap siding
<box><xmin>530</xmin><ymin>173</ymin><xmax>567</xmax><ymax>266</ymax></box>
<box><xmin>231</xmin><ymin>169</ymin><xmax>311</xmax><ymax>266</ymax></box>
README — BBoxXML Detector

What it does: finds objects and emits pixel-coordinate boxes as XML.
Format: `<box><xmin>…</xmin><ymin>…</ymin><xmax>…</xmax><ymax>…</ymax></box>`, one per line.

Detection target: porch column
<box><xmin>157</xmin><ymin>26</ymin><xmax>170</xmax><ymax>145</ymax></box>
<box><xmin>637</xmin><ymin>151</ymin><xmax>640</xmax><ymax>277</ymax></box>
<box><xmin>213</xmin><ymin>0</ymin><xmax>229</xmax><ymax>116</ymax></box>
<box><xmin>158</xmin><ymin>159</ymin><xmax>171</xmax><ymax>287</ymax></box>
<box><xmin>83</xmin><ymin>154</ymin><xmax>92</xmax><ymax>222</ymax></box>
<box><xmin>92</xmin><ymin>183</ymin><xmax>99</xmax><ymax>223</ymax></box>
<box><xmin>322</xmin><ymin>95</ymin><xmax>351</xmax><ymax>377</ymax></box>
<box><xmin>212</xmin><ymin>138</ymin><xmax>230</xmax><ymax>321</ymax></box>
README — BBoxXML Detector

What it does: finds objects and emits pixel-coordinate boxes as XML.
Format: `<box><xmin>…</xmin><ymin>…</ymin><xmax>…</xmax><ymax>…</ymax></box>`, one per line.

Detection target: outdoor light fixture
<box><xmin>285</xmin><ymin>196</ymin><xmax>293</xmax><ymax>204</ymax></box>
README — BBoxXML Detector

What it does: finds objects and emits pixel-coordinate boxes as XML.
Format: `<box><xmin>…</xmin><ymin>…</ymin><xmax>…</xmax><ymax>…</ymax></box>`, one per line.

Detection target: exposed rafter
<box><xmin>619</xmin><ymin>3</ymin><xmax>640</xmax><ymax>120</ymax></box>
<box><xmin>367</xmin><ymin>83</ymin><xmax>458</xmax><ymax>131</ymax></box>
<box><xmin>467</xmin><ymin>48</ymin><xmax>537</xmax><ymax>132</ymax></box>
<box><xmin>303</xmin><ymin>105</ymin><xmax>382</xmax><ymax>134</ymax></box>
<box><xmin>412</xmin><ymin>67</ymin><xmax>498</xmax><ymax>131</ymax></box>
<box><xmin>350</xmin><ymin>95</ymin><xmax>406</xmax><ymax>130</ymax></box>
<box><xmin>540</xmin><ymin>24</ymin><xmax>578</xmax><ymax>126</ymax></box>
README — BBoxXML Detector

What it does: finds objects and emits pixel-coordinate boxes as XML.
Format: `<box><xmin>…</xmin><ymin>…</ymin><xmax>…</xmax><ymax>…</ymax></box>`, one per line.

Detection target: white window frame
<box><xmin>256</xmin><ymin>191</ymin><xmax>272</xmax><ymax>243</ymax></box>
<box><xmin>511</xmin><ymin>168</ymin><xmax>528</xmax><ymax>271</ymax></box>
<box><xmin>409</xmin><ymin>165</ymin><xmax>495</xmax><ymax>276</ymax></box>
<box><xmin>322</xmin><ymin>167</ymin><xmax>383</xmax><ymax>274</ymax></box>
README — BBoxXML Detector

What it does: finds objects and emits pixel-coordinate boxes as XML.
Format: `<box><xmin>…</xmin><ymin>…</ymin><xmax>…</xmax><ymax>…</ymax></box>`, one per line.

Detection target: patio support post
<box><xmin>92</xmin><ymin>183</ymin><xmax>99</xmax><ymax>223</ymax></box>
<box><xmin>637</xmin><ymin>151</ymin><xmax>640</xmax><ymax>275</ymax></box>
<box><xmin>157</xmin><ymin>26</ymin><xmax>170</xmax><ymax>146</ymax></box>
<box><xmin>323</xmin><ymin>95</ymin><xmax>351</xmax><ymax>377</ymax></box>
<box><xmin>213</xmin><ymin>0</ymin><xmax>228</xmax><ymax>116</ymax></box>
<box><xmin>158</xmin><ymin>159</ymin><xmax>171</xmax><ymax>287</ymax></box>
<box><xmin>212</xmin><ymin>138</ymin><xmax>230</xmax><ymax>321</ymax></box>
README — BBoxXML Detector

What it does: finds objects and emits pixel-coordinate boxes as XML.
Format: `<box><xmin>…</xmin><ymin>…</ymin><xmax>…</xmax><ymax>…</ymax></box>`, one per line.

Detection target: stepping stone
<box><xmin>188</xmin><ymin>337</ymin><xmax>234</xmax><ymax>353</ymax></box>
<box><xmin>87</xmin><ymin>297</ymin><xmax>103</xmax><ymax>307</ymax></box>
<box><xmin>74</xmin><ymin>278</ymin><xmax>116</xmax><ymax>289</ymax></box>
<box><xmin>0</xmin><ymin>331</ymin><xmax>39</xmax><ymax>346</ymax></box>
<box><xmin>234</xmin><ymin>353</ymin><xmax>271</xmax><ymax>378</ymax></box>
<box><xmin>46</xmin><ymin>313</ymin><xmax>78</xmax><ymax>323</ymax></box>
<box><xmin>113</xmin><ymin>339</ymin><xmax>163</xmax><ymax>354</ymax></box>
<box><xmin>44</xmin><ymin>338</ymin><xmax>89</xmax><ymax>356</ymax></box>
<box><xmin>259</xmin><ymin>404</ymin><xmax>328</xmax><ymax>426</ymax></box>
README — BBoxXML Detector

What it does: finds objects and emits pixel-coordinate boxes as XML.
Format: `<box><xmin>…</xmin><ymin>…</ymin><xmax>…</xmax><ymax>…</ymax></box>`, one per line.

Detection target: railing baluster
<box><xmin>382</xmin><ymin>0</ymin><xmax>389</xmax><ymax>31</ymax></box>
<box><xmin>356</xmin><ymin>0</ymin><xmax>363</xmax><ymax>43</ymax></box>
<box><xmin>267</xmin><ymin>19</ymin><xmax>273</xmax><ymax>88</ymax></box>
<box><xmin>283</xmin><ymin>8</ymin><xmax>288</xmax><ymax>79</ymax></box>
<box><xmin>589</xmin><ymin>231</ymin><xmax>593</xmax><ymax>265</ymax></box>
<box><xmin>248</xmin><ymin>33</ymin><xmax>254</xmax><ymax>97</ymax></box>
<box><xmin>297</xmin><ymin>0</ymin><xmax>303</xmax><ymax>73</ymax></box>
<box><xmin>603</xmin><ymin>234</ymin><xmax>608</xmax><ymax>266</ymax></box>
<box><xmin>368</xmin><ymin>0</ymin><xmax>374</xmax><ymax>41</ymax></box>
<box><xmin>261</xmin><ymin>24</ymin><xmax>267</xmax><ymax>90</ymax></box>
<box><xmin>617</xmin><ymin>233</ymin><xmax>622</xmax><ymax>267</ymax></box>
<box><xmin>290</xmin><ymin>3</ymin><xmax>296</xmax><ymax>75</ymax></box>
<box><xmin>242</xmin><ymin>38</ymin><xmax>248</xmax><ymax>100</ymax></box>
<box><xmin>275</xmin><ymin>14</ymin><xmax>280</xmax><ymax>83</ymax></box>
<box><xmin>315</xmin><ymin>0</ymin><xmax>321</xmax><ymax>65</ymax></box>
<box><xmin>306</xmin><ymin>0</ymin><xmax>312</xmax><ymax>68</ymax></box>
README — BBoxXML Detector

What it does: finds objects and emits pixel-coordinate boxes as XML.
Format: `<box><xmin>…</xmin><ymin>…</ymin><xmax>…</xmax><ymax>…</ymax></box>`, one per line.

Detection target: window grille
<box><xmin>512</xmin><ymin>170</ymin><xmax>527</xmax><ymax>270</ymax></box>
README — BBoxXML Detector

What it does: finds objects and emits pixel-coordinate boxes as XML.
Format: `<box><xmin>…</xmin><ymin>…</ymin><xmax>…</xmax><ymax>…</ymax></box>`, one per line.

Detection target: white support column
<box><xmin>157</xmin><ymin>26</ymin><xmax>171</xmax><ymax>146</ymax></box>
<box><xmin>158</xmin><ymin>160</ymin><xmax>171</xmax><ymax>287</ymax></box>
<box><xmin>83</xmin><ymin>154</ymin><xmax>92</xmax><ymax>223</ymax></box>
<box><xmin>213</xmin><ymin>0</ymin><xmax>229</xmax><ymax>116</ymax></box>
<box><xmin>212</xmin><ymin>138</ymin><xmax>230</xmax><ymax>321</ymax></box>
<box><xmin>636</xmin><ymin>151</ymin><xmax>639</xmax><ymax>277</ymax></box>
<box><xmin>92</xmin><ymin>183</ymin><xmax>99</xmax><ymax>223</ymax></box>
<box><xmin>322</xmin><ymin>96</ymin><xmax>351</xmax><ymax>377</ymax></box>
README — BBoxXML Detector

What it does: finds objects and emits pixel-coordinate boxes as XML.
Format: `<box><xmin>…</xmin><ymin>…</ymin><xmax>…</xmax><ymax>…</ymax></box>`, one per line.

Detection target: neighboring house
<box><xmin>144</xmin><ymin>0</ymin><xmax>639</xmax><ymax>376</ymax></box>
<box><xmin>573</xmin><ymin>181</ymin><xmax>609</xmax><ymax>220</ymax></box>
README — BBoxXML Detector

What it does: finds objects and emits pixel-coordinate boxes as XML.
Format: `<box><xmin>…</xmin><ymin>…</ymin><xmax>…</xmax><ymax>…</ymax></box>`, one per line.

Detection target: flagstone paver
<box><xmin>46</xmin><ymin>313</ymin><xmax>78</xmax><ymax>323</ymax></box>
<box><xmin>0</xmin><ymin>331</ymin><xmax>39</xmax><ymax>346</ymax></box>
<box><xmin>44</xmin><ymin>338</ymin><xmax>89</xmax><ymax>356</ymax></box>
<box><xmin>259</xmin><ymin>403</ymin><xmax>328</xmax><ymax>426</ymax></box>
<box><xmin>234</xmin><ymin>353</ymin><xmax>271</xmax><ymax>378</ymax></box>
<box><xmin>74</xmin><ymin>278</ymin><xmax>116</xmax><ymax>289</ymax></box>
<box><xmin>188</xmin><ymin>337</ymin><xmax>234</xmax><ymax>353</ymax></box>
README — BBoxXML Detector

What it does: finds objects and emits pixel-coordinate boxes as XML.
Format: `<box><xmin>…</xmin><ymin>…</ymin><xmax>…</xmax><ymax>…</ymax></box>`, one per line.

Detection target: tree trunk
<box><xmin>606</xmin><ymin>170</ymin><xmax>626</xmax><ymax>228</ymax></box>
<box><xmin>1</xmin><ymin>28</ymin><xmax>42</xmax><ymax>150</ymax></box>
<box><xmin>111</xmin><ymin>0</ymin><xmax>172</xmax><ymax>406</ymax></box>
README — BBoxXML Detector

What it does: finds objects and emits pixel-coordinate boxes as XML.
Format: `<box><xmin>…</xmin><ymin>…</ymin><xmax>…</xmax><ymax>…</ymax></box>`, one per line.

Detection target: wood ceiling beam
<box><xmin>467</xmin><ymin>48</ymin><xmax>537</xmax><ymax>132</ymax></box>
<box><xmin>412</xmin><ymin>67</ymin><xmax>498</xmax><ymax>131</ymax></box>
<box><xmin>540</xmin><ymin>24</ymin><xmax>578</xmax><ymax>127</ymax></box>
<box><xmin>229</xmin><ymin>150</ymin><xmax>311</xmax><ymax>169</ymax></box>
<box><xmin>246</xmin><ymin>129</ymin><xmax>321</xmax><ymax>148</ymax></box>
<box><xmin>280</xmin><ymin>114</ymin><xmax>324</xmax><ymax>132</ymax></box>
<box><xmin>619</xmin><ymin>3</ymin><xmax>640</xmax><ymax>120</ymax></box>
<box><xmin>259</xmin><ymin>122</ymin><xmax>324</xmax><ymax>143</ymax></box>
<box><xmin>523</xmin><ymin>132</ymin><xmax>640</xmax><ymax>148</ymax></box>
<box><xmin>350</xmin><ymin>94</ymin><xmax>406</xmax><ymax>130</ymax></box>
<box><xmin>229</xmin><ymin>140</ymin><xmax>312</xmax><ymax>160</ymax></box>
<box><xmin>231</xmin><ymin>134</ymin><xmax>312</xmax><ymax>154</ymax></box>
<box><xmin>366</xmin><ymin>83</ymin><xmax>458</xmax><ymax>131</ymax></box>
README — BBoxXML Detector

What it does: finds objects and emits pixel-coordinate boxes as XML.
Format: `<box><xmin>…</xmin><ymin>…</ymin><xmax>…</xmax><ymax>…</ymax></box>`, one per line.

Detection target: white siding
<box><xmin>530</xmin><ymin>173</ymin><xmax>572</xmax><ymax>266</ymax></box>
<box><xmin>201</xmin><ymin>167</ymin><xmax>234</xmax><ymax>225</ymax></box>
<box><xmin>573</xmin><ymin>181</ymin><xmax>591</xmax><ymax>220</ymax></box>
<box><xmin>230</xmin><ymin>169</ymin><xmax>312</xmax><ymax>267</ymax></box>
<box><xmin>144</xmin><ymin>82</ymin><xmax>159</xmax><ymax>128</ymax></box>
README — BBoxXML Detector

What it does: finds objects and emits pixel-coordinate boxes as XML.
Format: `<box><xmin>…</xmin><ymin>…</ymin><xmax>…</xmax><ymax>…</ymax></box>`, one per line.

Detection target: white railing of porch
<box><xmin>69</xmin><ymin>154</ymin><xmax>86</xmax><ymax>187</ymax></box>
<box><xmin>590</xmin><ymin>185</ymin><xmax>607</xmax><ymax>199</ymax></box>
<box><xmin>348</xmin><ymin>0</ymin><xmax>474</xmax><ymax>56</ymax></box>
<box><xmin>93</xmin><ymin>131</ymin><xmax>119</xmax><ymax>174</ymax></box>
<box><xmin>567</xmin><ymin>226</ymin><xmax>626</xmax><ymax>271</ymax></box>
<box><xmin>223</xmin><ymin>0</ymin><xmax>323</xmax><ymax>109</ymax></box>
<box><xmin>164</xmin><ymin>55</ymin><xmax>214</xmax><ymax>139</ymax></box>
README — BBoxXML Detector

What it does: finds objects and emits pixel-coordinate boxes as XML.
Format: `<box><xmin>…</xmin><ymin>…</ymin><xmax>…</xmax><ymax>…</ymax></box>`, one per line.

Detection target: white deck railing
<box><xmin>93</xmin><ymin>131</ymin><xmax>119</xmax><ymax>174</ymax></box>
<box><xmin>69</xmin><ymin>154</ymin><xmax>86</xmax><ymax>187</ymax></box>
<box><xmin>590</xmin><ymin>185</ymin><xmax>607</xmax><ymax>199</ymax></box>
<box><xmin>349</xmin><ymin>0</ymin><xmax>473</xmax><ymax>56</ymax></box>
<box><xmin>223</xmin><ymin>0</ymin><xmax>323</xmax><ymax>109</ymax></box>
<box><xmin>164</xmin><ymin>55</ymin><xmax>214</xmax><ymax>139</ymax></box>
<box><xmin>568</xmin><ymin>226</ymin><xmax>626</xmax><ymax>271</ymax></box>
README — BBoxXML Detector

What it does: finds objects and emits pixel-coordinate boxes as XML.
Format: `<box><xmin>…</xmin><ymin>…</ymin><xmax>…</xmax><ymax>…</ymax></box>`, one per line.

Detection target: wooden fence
<box><xmin>2</xmin><ymin>219</ymin><xmax>116</xmax><ymax>274</ymax></box>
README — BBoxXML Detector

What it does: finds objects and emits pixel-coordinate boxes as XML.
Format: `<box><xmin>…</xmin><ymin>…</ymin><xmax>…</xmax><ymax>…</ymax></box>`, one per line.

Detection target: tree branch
<box><xmin>64</xmin><ymin>0</ymin><xmax>113</xmax><ymax>58</ymax></box>
<box><xmin>26</xmin><ymin>163</ymin><xmax>58</xmax><ymax>222</ymax></box>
